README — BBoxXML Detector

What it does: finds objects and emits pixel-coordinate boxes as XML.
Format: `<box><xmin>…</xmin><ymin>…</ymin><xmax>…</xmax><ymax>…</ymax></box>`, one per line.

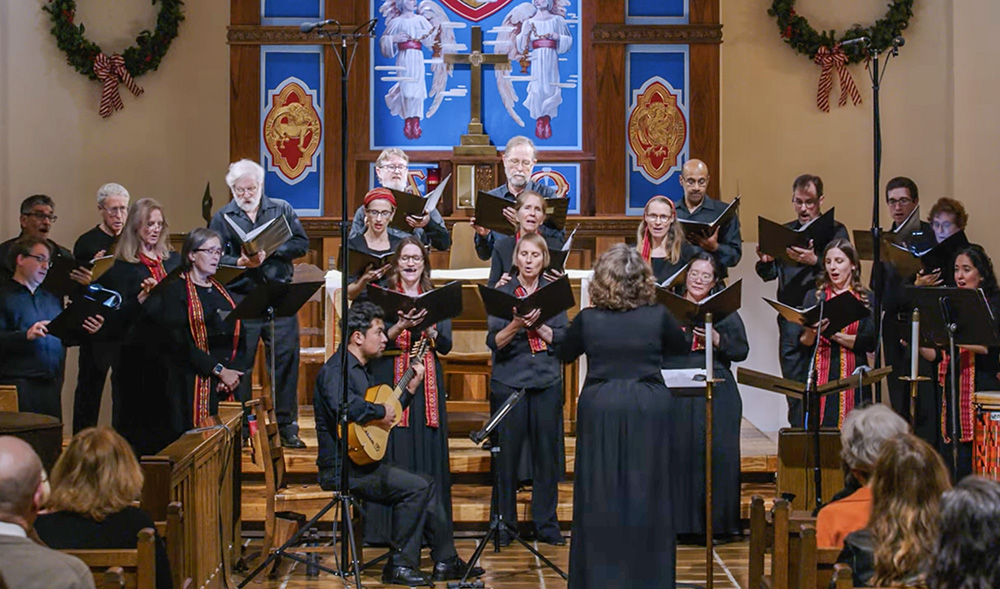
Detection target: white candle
<box><xmin>705</xmin><ymin>314</ymin><xmax>714</xmax><ymax>382</ymax></box>
<box><xmin>910</xmin><ymin>309</ymin><xmax>920</xmax><ymax>379</ymax></box>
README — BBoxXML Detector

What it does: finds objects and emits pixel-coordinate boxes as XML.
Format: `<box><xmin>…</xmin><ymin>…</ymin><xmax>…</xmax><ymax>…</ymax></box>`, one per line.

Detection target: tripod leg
<box><xmin>501</xmin><ymin>520</ymin><xmax>568</xmax><ymax>580</ymax></box>
<box><xmin>459</xmin><ymin>521</ymin><xmax>500</xmax><ymax>584</ymax></box>
<box><xmin>341</xmin><ymin>496</ymin><xmax>364</xmax><ymax>589</ymax></box>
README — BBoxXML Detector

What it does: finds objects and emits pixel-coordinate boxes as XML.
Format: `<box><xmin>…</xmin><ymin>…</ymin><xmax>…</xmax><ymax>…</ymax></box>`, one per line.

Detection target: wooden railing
<box><xmin>140</xmin><ymin>403</ymin><xmax>243</xmax><ymax>589</ymax></box>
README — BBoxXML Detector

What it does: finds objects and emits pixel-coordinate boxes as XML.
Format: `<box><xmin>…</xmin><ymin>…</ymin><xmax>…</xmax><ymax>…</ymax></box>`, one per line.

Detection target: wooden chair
<box><xmin>448</xmin><ymin>223</ymin><xmax>490</xmax><ymax>269</ymax></box>
<box><xmin>246</xmin><ymin>396</ymin><xmax>340</xmax><ymax>577</ymax></box>
<box><xmin>62</xmin><ymin>527</ymin><xmax>156</xmax><ymax>589</ymax></box>
<box><xmin>794</xmin><ymin>522</ymin><xmax>853</xmax><ymax>589</ymax></box>
<box><xmin>0</xmin><ymin>385</ymin><xmax>17</xmax><ymax>412</ymax></box>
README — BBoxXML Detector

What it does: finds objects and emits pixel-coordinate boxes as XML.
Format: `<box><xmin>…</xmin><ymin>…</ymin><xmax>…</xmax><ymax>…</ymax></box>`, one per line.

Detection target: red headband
<box><xmin>364</xmin><ymin>187</ymin><xmax>396</xmax><ymax>208</ymax></box>
<box><xmin>647</xmin><ymin>195</ymin><xmax>675</xmax><ymax>214</ymax></box>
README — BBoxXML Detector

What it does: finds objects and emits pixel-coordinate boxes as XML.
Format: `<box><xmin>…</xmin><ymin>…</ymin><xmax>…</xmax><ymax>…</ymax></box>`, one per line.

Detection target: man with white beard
<box><xmin>348</xmin><ymin>148</ymin><xmax>451</xmax><ymax>251</ymax></box>
<box><xmin>210</xmin><ymin>159</ymin><xmax>310</xmax><ymax>448</ymax></box>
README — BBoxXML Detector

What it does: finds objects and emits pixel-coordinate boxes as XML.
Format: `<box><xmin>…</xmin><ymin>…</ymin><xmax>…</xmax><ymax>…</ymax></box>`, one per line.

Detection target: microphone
<box><xmin>892</xmin><ymin>36</ymin><xmax>905</xmax><ymax>47</ymax></box>
<box><xmin>300</xmin><ymin>19</ymin><xmax>338</xmax><ymax>33</ymax></box>
<box><xmin>840</xmin><ymin>36</ymin><xmax>869</xmax><ymax>47</ymax></box>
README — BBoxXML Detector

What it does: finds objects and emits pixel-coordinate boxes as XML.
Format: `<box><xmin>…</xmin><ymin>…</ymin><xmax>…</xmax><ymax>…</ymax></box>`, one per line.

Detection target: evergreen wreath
<box><xmin>43</xmin><ymin>0</ymin><xmax>185</xmax><ymax>81</ymax></box>
<box><xmin>768</xmin><ymin>0</ymin><xmax>914</xmax><ymax>64</ymax></box>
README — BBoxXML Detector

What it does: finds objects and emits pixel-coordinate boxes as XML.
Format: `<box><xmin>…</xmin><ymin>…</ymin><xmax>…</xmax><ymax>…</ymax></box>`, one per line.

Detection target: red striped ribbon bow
<box><xmin>93</xmin><ymin>53</ymin><xmax>144</xmax><ymax>118</ymax></box>
<box><xmin>813</xmin><ymin>45</ymin><xmax>862</xmax><ymax>113</ymax></box>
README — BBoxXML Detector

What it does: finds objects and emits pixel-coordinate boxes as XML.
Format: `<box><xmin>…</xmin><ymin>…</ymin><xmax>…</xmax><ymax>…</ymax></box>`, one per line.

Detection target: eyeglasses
<box><xmin>688</xmin><ymin>270</ymin><xmax>715</xmax><ymax>283</ymax></box>
<box><xmin>23</xmin><ymin>253</ymin><xmax>51</xmax><ymax>266</ymax></box>
<box><xmin>195</xmin><ymin>247</ymin><xmax>224</xmax><ymax>256</ymax></box>
<box><xmin>233</xmin><ymin>185</ymin><xmax>259</xmax><ymax>195</ymax></box>
<box><xmin>25</xmin><ymin>212</ymin><xmax>57</xmax><ymax>222</ymax></box>
<box><xmin>792</xmin><ymin>199</ymin><xmax>819</xmax><ymax>208</ymax></box>
<box><xmin>379</xmin><ymin>163</ymin><xmax>407</xmax><ymax>172</ymax></box>
<box><xmin>366</xmin><ymin>209</ymin><xmax>393</xmax><ymax>219</ymax></box>
<box><xmin>101</xmin><ymin>206</ymin><xmax>128</xmax><ymax>216</ymax></box>
<box><xmin>683</xmin><ymin>178</ymin><xmax>708</xmax><ymax>188</ymax></box>
<box><xmin>398</xmin><ymin>255</ymin><xmax>423</xmax><ymax>263</ymax></box>
<box><xmin>505</xmin><ymin>157</ymin><xmax>534</xmax><ymax>169</ymax></box>
<box><xmin>887</xmin><ymin>197</ymin><xmax>913</xmax><ymax>208</ymax></box>
<box><xmin>146</xmin><ymin>221</ymin><xmax>165</xmax><ymax>229</ymax></box>
<box><xmin>645</xmin><ymin>214</ymin><xmax>673</xmax><ymax>223</ymax></box>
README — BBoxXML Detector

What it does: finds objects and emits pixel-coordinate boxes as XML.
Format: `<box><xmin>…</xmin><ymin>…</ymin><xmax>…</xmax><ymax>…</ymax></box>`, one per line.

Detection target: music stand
<box><xmin>447</xmin><ymin>389</ymin><xmax>567</xmax><ymax>588</ymax></box>
<box><xmin>905</xmin><ymin>286</ymin><xmax>1000</xmax><ymax>477</ymax></box>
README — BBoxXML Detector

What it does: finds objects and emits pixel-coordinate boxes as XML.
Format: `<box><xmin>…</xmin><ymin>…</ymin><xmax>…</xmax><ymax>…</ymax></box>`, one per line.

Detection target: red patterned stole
<box><xmin>185</xmin><ymin>272</ymin><xmax>241</xmax><ymax>427</ymax></box>
<box><xmin>393</xmin><ymin>285</ymin><xmax>440</xmax><ymax>429</ymax></box>
<box><xmin>139</xmin><ymin>253</ymin><xmax>167</xmax><ymax>282</ymax></box>
<box><xmin>640</xmin><ymin>230</ymin><xmax>652</xmax><ymax>262</ymax></box>
<box><xmin>514</xmin><ymin>284</ymin><xmax>547</xmax><ymax>353</ymax></box>
<box><xmin>814</xmin><ymin>286</ymin><xmax>861</xmax><ymax>428</ymax></box>
<box><xmin>938</xmin><ymin>348</ymin><xmax>976</xmax><ymax>443</ymax></box>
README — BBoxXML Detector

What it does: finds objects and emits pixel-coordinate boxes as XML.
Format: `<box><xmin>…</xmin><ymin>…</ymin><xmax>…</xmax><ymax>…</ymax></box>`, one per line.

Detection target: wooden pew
<box><xmin>62</xmin><ymin>527</ymin><xmax>156</xmax><ymax>589</ymax></box>
<box><xmin>140</xmin><ymin>403</ymin><xmax>242</xmax><ymax>589</ymax></box>
<box><xmin>795</xmin><ymin>523</ymin><xmax>852</xmax><ymax>589</ymax></box>
<box><xmin>749</xmin><ymin>495</ymin><xmax>819</xmax><ymax>589</ymax></box>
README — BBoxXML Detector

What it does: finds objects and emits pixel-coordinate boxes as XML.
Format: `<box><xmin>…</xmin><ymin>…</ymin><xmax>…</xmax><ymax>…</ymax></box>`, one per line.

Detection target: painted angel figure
<box><xmin>494</xmin><ymin>0</ymin><xmax>573</xmax><ymax>140</ymax></box>
<box><xmin>379</xmin><ymin>0</ymin><xmax>433</xmax><ymax>139</ymax></box>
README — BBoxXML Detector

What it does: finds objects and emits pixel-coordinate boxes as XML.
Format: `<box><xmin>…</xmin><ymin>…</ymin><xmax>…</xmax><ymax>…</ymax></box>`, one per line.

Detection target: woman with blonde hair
<box><xmin>636</xmin><ymin>195</ymin><xmax>695</xmax><ymax>283</ymax></box>
<box><xmin>836</xmin><ymin>433</ymin><xmax>951</xmax><ymax>587</ymax></box>
<box><xmin>488</xmin><ymin>190</ymin><xmax>564</xmax><ymax>287</ymax></box>
<box><xmin>35</xmin><ymin>427</ymin><xmax>173</xmax><ymax>588</ymax></box>
<box><xmin>557</xmin><ymin>244</ymin><xmax>688</xmax><ymax>587</ymax></box>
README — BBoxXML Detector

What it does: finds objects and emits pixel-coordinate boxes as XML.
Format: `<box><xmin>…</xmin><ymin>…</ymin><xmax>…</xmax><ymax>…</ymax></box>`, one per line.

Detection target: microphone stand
<box><xmin>804</xmin><ymin>294</ymin><xmax>827</xmax><ymax>510</ymax></box>
<box><xmin>313</xmin><ymin>18</ymin><xmax>378</xmax><ymax>587</ymax></box>
<box><xmin>941</xmin><ymin>296</ymin><xmax>960</xmax><ymax>478</ymax></box>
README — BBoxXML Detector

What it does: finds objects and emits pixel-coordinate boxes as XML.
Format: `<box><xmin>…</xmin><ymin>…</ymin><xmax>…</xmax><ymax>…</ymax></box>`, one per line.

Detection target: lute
<box><xmin>345</xmin><ymin>337</ymin><xmax>429</xmax><ymax>465</ymax></box>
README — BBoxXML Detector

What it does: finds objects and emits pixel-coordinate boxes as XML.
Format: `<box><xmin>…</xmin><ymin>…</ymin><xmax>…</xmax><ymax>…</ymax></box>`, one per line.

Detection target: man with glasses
<box><xmin>349</xmin><ymin>148</ymin><xmax>451</xmax><ymax>251</ymax></box>
<box><xmin>755</xmin><ymin>175</ymin><xmax>848</xmax><ymax>425</ymax></box>
<box><xmin>0</xmin><ymin>195</ymin><xmax>75</xmax><ymax>286</ymax></box>
<box><xmin>210</xmin><ymin>159</ymin><xmax>310</xmax><ymax>448</ymax></box>
<box><xmin>880</xmin><ymin>177</ymin><xmax>935</xmax><ymax>427</ymax></box>
<box><xmin>0</xmin><ymin>237</ymin><xmax>104</xmax><ymax>419</ymax></box>
<box><xmin>472</xmin><ymin>135</ymin><xmax>565</xmax><ymax>260</ymax></box>
<box><xmin>69</xmin><ymin>183</ymin><xmax>130</xmax><ymax>432</ymax></box>
<box><xmin>676</xmin><ymin>158</ymin><xmax>742</xmax><ymax>279</ymax></box>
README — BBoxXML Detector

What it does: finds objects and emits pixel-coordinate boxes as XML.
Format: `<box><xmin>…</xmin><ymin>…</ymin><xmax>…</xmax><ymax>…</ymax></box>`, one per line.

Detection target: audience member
<box><xmin>34</xmin><ymin>427</ymin><xmax>173</xmax><ymax>589</ymax></box>
<box><xmin>0</xmin><ymin>436</ymin><xmax>95</xmax><ymax>589</ymax></box>
<box><xmin>928</xmin><ymin>475</ymin><xmax>1000</xmax><ymax>589</ymax></box>
<box><xmin>836</xmin><ymin>434</ymin><xmax>951</xmax><ymax>587</ymax></box>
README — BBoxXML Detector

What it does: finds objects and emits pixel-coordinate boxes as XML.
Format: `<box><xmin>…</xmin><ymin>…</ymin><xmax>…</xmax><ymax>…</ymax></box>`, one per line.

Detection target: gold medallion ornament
<box><xmin>627</xmin><ymin>78</ymin><xmax>687</xmax><ymax>183</ymax></box>
<box><xmin>263</xmin><ymin>80</ymin><xmax>322</xmax><ymax>181</ymax></box>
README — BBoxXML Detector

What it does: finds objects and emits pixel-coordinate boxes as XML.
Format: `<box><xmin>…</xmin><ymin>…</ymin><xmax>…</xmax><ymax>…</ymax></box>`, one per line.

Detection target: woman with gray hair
<box><xmin>815</xmin><ymin>403</ymin><xmax>908</xmax><ymax>548</ymax></box>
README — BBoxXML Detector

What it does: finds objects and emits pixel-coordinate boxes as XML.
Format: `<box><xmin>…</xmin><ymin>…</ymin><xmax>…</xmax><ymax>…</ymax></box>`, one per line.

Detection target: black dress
<box><xmin>649</xmin><ymin>243</ymin><xmax>697</xmax><ymax>285</ymax></box>
<box><xmin>802</xmin><ymin>288</ymin><xmax>878</xmax><ymax>428</ymax></box>
<box><xmin>365</xmin><ymin>311</ymin><xmax>454</xmax><ymax>546</ymax></box>
<box><xmin>557</xmin><ymin>305</ymin><xmax>688</xmax><ymax>588</ymax></box>
<box><xmin>661</xmin><ymin>308</ymin><xmax>749</xmax><ymax>538</ymax></box>
<box><xmin>98</xmin><ymin>255</ymin><xmax>180</xmax><ymax>456</ymax></box>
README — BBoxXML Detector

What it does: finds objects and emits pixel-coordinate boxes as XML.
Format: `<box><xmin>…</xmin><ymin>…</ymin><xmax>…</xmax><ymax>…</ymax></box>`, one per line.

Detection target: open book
<box><xmin>387</xmin><ymin>173</ymin><xmax>451</xmax><ymax>232</ymax></box>
<box><xmin>757</xmin><ymin>208</ymin><xmax>837</xmax><ymax>264</ymax></box>
<box><xmin>546</xmin><ymin>225</ymin><xmax>579</xmax><ymax>272</ymax></box>
<box><xmin>678</xmin><ymin>196</ymin><xmax>740</xmax><ymax>241</ymax></box>
<box><xmin>656</xmin><ymin>279</ymin><xmax>742</xmax><ymax>324</ymax></box>
<box><xmin>478</xmin><ymin>276</ymin><xmax>575</xmax><ymax>326</ymax></box>
<box><xmin>224</xmin><ymin>214</ymin><xmax>292</xmax><ymax>257</ymax></box>
<box><xmin>474</xmin><ymin>191</ymin><xmax>570</xmax><ymax>235</ymax></box>
<box><xmin>365</xmin><ymin>280</ymin><xmax>463</xmax><ymax>331</ymax></box>
<box><xmin>763</xmin><ymin>291</ymin><xmax>869</xmax><ymax>337</ymax></box>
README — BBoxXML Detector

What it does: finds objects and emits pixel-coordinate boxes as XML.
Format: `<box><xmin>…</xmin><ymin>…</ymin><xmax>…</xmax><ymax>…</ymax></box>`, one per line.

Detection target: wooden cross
<box><xmin>444</xmin><ymin>26</ymin><xmax>509</xmax><ymax>155</ymax></box>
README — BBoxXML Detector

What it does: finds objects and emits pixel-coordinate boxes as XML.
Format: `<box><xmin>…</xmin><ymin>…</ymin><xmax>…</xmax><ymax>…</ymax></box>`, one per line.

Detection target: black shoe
<box><xmin>381</xmin><ymin>565</ymin><xmax>431</xmax><ymax>586</ymax></box>
<box><xmin>537</xmin><ymin>532</ymin><xmax>566</xmax><ymax>546</ymax></box>
<box><xmin>432</xmin><ymin>557</ymin><xmax>485</xmax><ymax>581</ymax></box>
<box><xmin>280</xmin><ymin>432</ymin><xmax>306</xmax><ymax>449</ymax></box>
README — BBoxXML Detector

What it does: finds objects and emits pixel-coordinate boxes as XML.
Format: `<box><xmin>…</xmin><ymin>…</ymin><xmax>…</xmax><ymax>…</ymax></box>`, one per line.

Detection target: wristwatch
<box><xmin>213</xmin><ymin>363</ymin><xmax>224</xmax><ymax>377</ymax></box>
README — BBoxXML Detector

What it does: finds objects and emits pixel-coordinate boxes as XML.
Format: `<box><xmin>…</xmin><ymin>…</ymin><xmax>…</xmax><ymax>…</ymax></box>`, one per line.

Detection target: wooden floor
<box><xmin>235</xmin><ymin>537</ymin><xmax>753</xmax><ymax>588</ymax></box>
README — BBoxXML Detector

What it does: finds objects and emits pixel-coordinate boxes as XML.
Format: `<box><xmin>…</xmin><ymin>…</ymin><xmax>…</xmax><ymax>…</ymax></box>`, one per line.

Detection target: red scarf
<box><xmin>640</xmin><ymin>230</ymin><xmax>653</xmax><ymax>262</ymax></box>
<box><xmin>814</xmin><ymin>286</ymin><xmax>862</xmax><ymax>428</ymax></box>
<box><xmin>938</xmin><ymin>348</ymin><xmax>976</xmax><ymax>443</ymax></box>
<box><xmin>185</xmin><ymin>272</ymin><xmax>240</xmax><ymax>427</ymax></box>
<box><xmin>139</xmin><ymin>253</ymin><xmax>167</xmax><ymax>282</ymax></box>
<box><xmin>515</xmin><ymin>284</ymin><xmax>547</xmax><ymax>353</ymax></box>
<box><xmin>393</xmin><ymin>284</ymin><xmax>440</xmax><ymax>429</ymax></box>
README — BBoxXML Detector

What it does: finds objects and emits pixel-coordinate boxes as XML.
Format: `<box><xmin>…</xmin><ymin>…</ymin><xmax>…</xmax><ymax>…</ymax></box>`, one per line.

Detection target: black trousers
<box><xmin>321</xmin><ymin>462</ymin><xmax>457</xmax><ymax>569</ymax></box>
<box><xmin>3</xmin><ymin>376</ymin><xmax>63</xmax><ymax>420</ymax></box>
<box><xmin>489</xmin><ymin>380</ymin><xmax>563</xmax><ymax>538</ymax></box>
<box><xmin>72</xmin><ymin>340</ymin><xmax>119</xmax><ymax>433</ymax></box>
<box><xmin>777</xmin><ymin>316</ymin><xmax>808</xmax><ymax>427</ymax></box>
<box><xmin>236</xmin><ymin>315</ymin><xmax>299</xmax><ymax>434</ymax></box>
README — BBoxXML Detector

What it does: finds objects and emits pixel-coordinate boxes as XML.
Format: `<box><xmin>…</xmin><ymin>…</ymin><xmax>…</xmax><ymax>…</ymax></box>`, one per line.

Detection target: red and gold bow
<box><xmin>93</xmin><ymin>53</ymin><xmax>144</xmax><ymax>119</ymax></box>
<box><xmin>813</xmin><ymin>45</ymin><xmax>862</xmax><ymax>113</ymax></box>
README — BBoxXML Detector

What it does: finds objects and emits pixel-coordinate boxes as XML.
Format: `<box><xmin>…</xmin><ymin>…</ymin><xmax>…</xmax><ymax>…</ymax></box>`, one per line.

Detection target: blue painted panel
<box><xmin>626</xmin><ymin>0</ymin><xmax>687</xmax><ymax>22</ymax></box>
<box><xmin>625</xmin><ymin>45</ymin><xmax>690</xmax><ymax>215</ymax></box>
<box><xmin>262</xmin><ymin>0</ymin><xmax>322</xmax><ymax>22</ymax></box>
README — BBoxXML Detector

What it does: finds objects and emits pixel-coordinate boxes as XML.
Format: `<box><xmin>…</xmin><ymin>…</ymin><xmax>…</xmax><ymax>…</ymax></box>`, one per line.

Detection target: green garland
<box><xmin>43</xmin><ymin>0</ymin><xmax>184</xmax><ymax>81</ymax></box>
<box><xmin>768</xmin><ymin>0</ymin><xmax>914</xmax><ymax>64</ymax></box>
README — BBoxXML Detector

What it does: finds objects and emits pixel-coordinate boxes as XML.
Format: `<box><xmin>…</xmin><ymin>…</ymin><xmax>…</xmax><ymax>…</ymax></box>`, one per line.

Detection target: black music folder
<box><xmin>366</xmin><ymin>280</ymin><xmax>463</xmax><ymax>331</ymax></box>
<box><xmin>656</xmin><ymin>279</ymin><xmax>742</xmax><ymax>324</ymax></box>
<box><xmin>757</xmin><ymin>208</ymin><xmax>837</xmax><ymax>264</ymax></box>
<box><xmin>386</xmin><ymin>173</ymin><xmax>450</xmax><ymax>232</ymax></box>
<box><xmin>226</xmin><ymin>264</ymin><xmax>325</xmax><ymax>323</ymax></box>
<box><xmin>478</xmin><ymin>276</ymin><xmax>575</xmax><ymax>325</ymax></box>
<box><xmin>46</xmin><ymin>295</ymin><xmax>115</xmax><ymax>341</ymax></box>
<box><xmin>677</xmin><ymin>196</ymin><xmax>740</xmax><ymax>241</ymax></box>
<box><xmin>340</xmin><ymin>249</ymin><xmax>394</xmax><ymax>279</ymax></box>
<box><xmin>659</xmin><ymin>263</ymin><xmax>689</xmax><ymax>289</ymax></box>
<box><xmin>41</xmin><ymin>249</ymin><xmax>88</xmax><ymax>298</ymax></box>
<box><xmin>882</xmin><ymin>230</ymin><xmax>970</xmax><ymax>278</ymax></box>
<box><xmin>905</xmin><ymin>286</ymin><xmax>1000</xmax><ymax>347</ymax></box>
<box><xmin>474</xmin><ymin>191</ymin><xmax>570</xmax><ymax>235</ymax></box>
<box><xmin>854</xmin><ymin>207</ymin><xmax>923</xmax><ymax>261</ymax></box>
<box><xmin>223</xmin><ymin>213</ymin><xmax>292</xmax><ymax>257</ymax></box>
<box><xmin>764</xmin><ymin>291</ymin><xmax>870</xmax><ymax>337</ymax></box>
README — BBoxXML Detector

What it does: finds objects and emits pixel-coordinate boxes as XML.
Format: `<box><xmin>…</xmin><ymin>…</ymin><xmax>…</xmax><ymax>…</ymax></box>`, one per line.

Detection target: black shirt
<box><xmin>0</xmin><ymin>281</ymin><xmax>66</xmax><ymax>379</ymax></box>
<box><xmin>755</xmin><ymin>218</ymin><xmax>850</xmax><ymax>306</ymax></box>
<box><xmin>676</xmin><ymin>197</ymin><xmax>742</xmax><ymax>278</ymax></box>
<box><xmin>73</xmin><ymin>225</ymin><xmax>116</xmax><ymax>263</ymax></box>
<box><xmin>208</xmin><ymin>196</ymin><xmax>309</xmax><ymax>296</ymax></box>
